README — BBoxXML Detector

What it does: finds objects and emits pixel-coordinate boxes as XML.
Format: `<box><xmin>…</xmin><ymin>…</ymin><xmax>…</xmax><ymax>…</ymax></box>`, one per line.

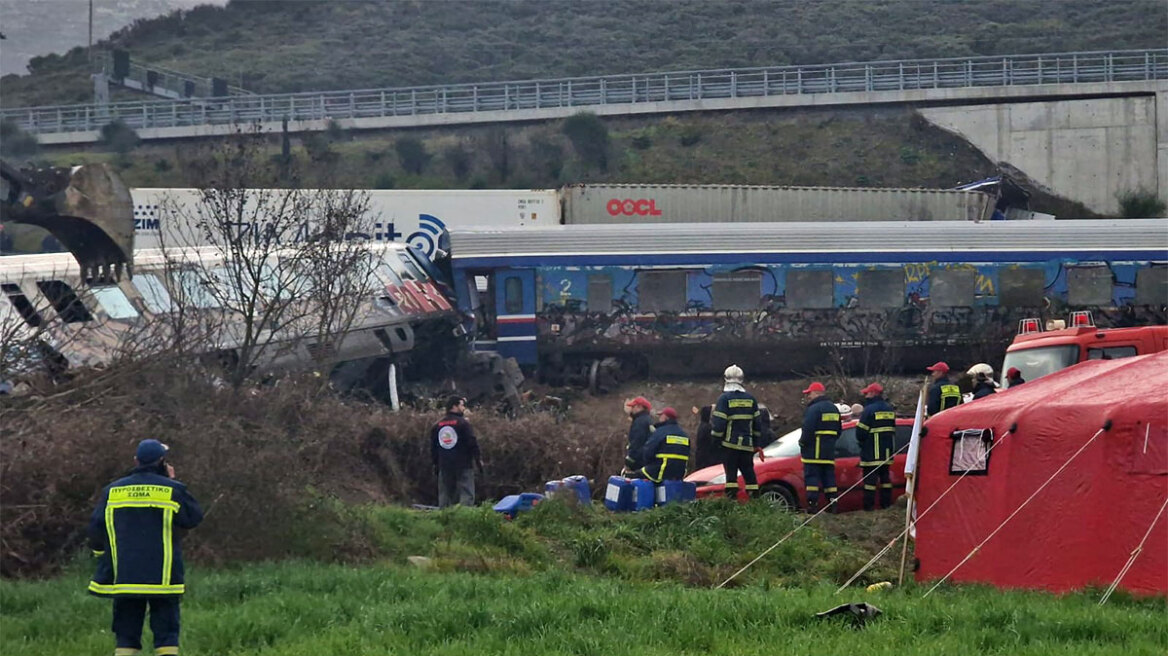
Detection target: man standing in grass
<box><xmin>88</xmin><ymin>439</ymin><xmax>204</xmax><ymax>656</ymax></box>
<box><xmin>431</xmin><ymin>395</ymin><xmax>482</xmax><ymax>507</ymax></box>
<box><xmin>711</xmin><ymin>365</ymin><xmax>763</xmax><ymax>499</ymax></box>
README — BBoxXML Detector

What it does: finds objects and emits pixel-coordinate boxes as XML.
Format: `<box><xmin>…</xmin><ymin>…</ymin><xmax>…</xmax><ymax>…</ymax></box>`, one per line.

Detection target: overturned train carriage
<box><xmin>0</xmin><ymin>243</ymin><xmax>462</xmax><ymax>390</ymax></box>
<box><xmin>449</xmin><ymin>220</ymin><xmax>1168</xmax><ymax>385</ymax></box>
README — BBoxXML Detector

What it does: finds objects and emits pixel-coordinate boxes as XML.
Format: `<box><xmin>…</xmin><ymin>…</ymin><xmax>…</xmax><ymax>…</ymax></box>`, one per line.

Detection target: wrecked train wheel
<box><xmin>588</xmin><ymin>357</ymin><xmax>626</xmax><ymax>395</ymax></box>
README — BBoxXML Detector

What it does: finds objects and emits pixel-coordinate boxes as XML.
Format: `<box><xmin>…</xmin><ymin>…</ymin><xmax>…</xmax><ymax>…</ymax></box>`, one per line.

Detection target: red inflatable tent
<box><xmin>915</xmin><ymin>350</ymin><xmax>1168</xmax><ymax>595</ymax></box>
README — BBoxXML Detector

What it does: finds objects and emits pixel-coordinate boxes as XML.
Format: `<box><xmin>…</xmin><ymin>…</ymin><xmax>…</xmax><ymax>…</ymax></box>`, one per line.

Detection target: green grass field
<box><xmin>2</xmin><ymin>501</ymin><xmax>1165</xmax><ymax>655</ymax></box>
<box><xmin>3</xmin><ymin>561</ymin><xmax>1165</xmax><ymax>656</ymax></box>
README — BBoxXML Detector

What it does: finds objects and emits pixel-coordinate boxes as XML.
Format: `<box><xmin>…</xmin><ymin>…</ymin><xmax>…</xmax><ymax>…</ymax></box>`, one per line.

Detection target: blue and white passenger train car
<box><xmin>448</xmin><ymin>220</ymin><xmax>1168</xmax><ymax>384</ymax></box>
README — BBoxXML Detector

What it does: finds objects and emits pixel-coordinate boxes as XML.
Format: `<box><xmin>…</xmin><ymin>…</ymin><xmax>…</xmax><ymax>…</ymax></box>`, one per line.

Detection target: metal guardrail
<box><xmin>4</xmin><ymin>49</ymin><xmax>1166</xmax><ymax>137</ymax></box>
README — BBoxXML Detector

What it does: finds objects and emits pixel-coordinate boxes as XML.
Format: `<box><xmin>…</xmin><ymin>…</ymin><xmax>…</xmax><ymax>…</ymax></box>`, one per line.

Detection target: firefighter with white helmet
<box><xmin>967</xmin><ymin>363</ymin><xmax>999</xmax><ymax>400</ymax></box>
<box><xmin>710</xmin><ymin>364</ymin><xmax>764</xmax><ymax>499</ymax></box>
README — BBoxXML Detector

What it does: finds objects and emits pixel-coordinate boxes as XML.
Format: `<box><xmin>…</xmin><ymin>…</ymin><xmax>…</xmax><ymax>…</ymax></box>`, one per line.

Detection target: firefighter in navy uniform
<box><xmin>925</xmin><ymin>361</ymin><xmax>962</xmax><ymax>416</ymax></box>
<box><xmin>800</xmin><ymin>382</ymin><xmax>841</xmax><ymax>513</ymax></box>
<box><xmin>856</xmin><ymin>382</ymin><xmax>897</xmax><ymax>511</ymax></box>
<box><xmin>711</xmin><ymin>365</ymin><xmax>763</xmax><ymax>499</ymax></box>
<box><xmin>634</xmin><ymin>407</ymin><xmax>690</xmax><ymax>482</ymax></box>
<box><xmin>623</xmin><ymin>397</ymin><xmax>655</xmax><ymax>473</ymax></box>
<box><xmin>88</xmin><ymin>439</ymin><xmax>203</xmax><ymax>656</ymax></box>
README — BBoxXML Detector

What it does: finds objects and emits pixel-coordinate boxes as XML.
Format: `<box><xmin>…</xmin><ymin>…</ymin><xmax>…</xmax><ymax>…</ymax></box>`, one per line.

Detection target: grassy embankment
<box><xmin>2</xmin><ymin>501</ymin><xmax>1165</xmax><ymax>655</ymax></box>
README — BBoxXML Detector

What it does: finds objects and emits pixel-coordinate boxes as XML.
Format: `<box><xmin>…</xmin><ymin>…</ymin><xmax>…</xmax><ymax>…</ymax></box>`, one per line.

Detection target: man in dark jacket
<box><xmin>711</xmin><ymin>365</ymin><xmax>763</xmax><ymax>499</ymax></box>
<box><xmin>925</xmin><ymin>361</ymin><xmax>962</xmax><ymax>416</ymax></box>
<box><xmin>430</xmin><ymin>395</ymin><xmax>482</xmax><ymax>507</ymax></box>
<box><xmin>690</xmin><ymin>404</ymin><xmax>718</xmax><ymax>472</ymax></box>
<box><xmin>856</xmin><ymin>382</ymin><xmax>896</xmax><ymax>511</ymax></box>
<box><xmin>624</xmin><ymin>396</ymin><xmax>654</xmax><ymax>472</ymax></box>
<box><xmin>88</xmin><ymin>439</ymin><xmax>203</xmax><ymax>656</ymax></box>
<box><xmin>635</xmin><ymin>407</ymin><xmax>690</xmax><ymax>482</ymax></box>
<box><xmin>1006</xmin><ymin>367</ymin><xmax>1026</xmax><ymax>388</ymax></box>
<box><xmin>800</xmin><ymin>382</ymin><xmax>841</xmax><ymax>513</ymax></box>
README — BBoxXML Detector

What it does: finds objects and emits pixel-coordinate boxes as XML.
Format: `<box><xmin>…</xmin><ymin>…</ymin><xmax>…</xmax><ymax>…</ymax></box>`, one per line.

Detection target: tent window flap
<box><xmin>950</xmin><ymin>428</ymin><xmax>994</xmax><ymax>475</ymax></box>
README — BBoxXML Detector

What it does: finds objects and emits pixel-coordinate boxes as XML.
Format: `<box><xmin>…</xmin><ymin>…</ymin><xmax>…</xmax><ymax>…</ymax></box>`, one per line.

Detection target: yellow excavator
<box><xmin>0</xmin><ymin>159</ymin><xmax>134</xmax><ymax>280</ymax></box>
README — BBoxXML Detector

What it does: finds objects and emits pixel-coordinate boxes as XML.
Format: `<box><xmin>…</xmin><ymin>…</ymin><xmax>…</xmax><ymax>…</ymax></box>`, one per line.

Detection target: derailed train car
<box><xmin>447</xmin><ymin>220</ymin><xmax>1168</xmax><ymax>387</ymax></box>
<box><xmin>0</xmin><ymin>243</ymin><xmax>463</xmax><ymax>391</ymax></box>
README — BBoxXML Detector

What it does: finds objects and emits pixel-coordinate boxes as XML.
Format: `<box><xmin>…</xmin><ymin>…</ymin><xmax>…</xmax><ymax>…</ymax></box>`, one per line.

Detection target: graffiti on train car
<box><xmin>534</xmin><ymin>260</ymin><xmax>1167</xmax><ymax>352</ymax></box>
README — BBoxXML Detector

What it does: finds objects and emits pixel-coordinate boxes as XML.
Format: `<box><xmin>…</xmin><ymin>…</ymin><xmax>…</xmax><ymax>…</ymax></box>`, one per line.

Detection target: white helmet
<box><xmin>967</xmin><ymin>363</ymin><xmax>994</xmax><ymax>378</ymax></box>
<box><xmin>723</xmin><ymin>364</ymin><xmax>744</xmax><ymax>383</ymax></box>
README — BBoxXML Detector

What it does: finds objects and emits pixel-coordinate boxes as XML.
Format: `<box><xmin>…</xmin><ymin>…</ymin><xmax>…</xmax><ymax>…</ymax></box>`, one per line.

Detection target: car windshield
<box><xmin>761</xmin><ymin>428</ymin><xmax>802</xmax><ymax>459</ymax></box>
<box><xmin>1001</xmin><ymin>345</ymin><xmax>1079</xmax><ymax>386</ymax></box>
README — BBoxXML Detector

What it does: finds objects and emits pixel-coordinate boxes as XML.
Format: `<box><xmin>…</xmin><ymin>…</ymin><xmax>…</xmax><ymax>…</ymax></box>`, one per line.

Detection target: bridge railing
<box><xmin>3</xmin><ymin>49</ymin><xmax>1165</xmax><ymax>137</ymax></box>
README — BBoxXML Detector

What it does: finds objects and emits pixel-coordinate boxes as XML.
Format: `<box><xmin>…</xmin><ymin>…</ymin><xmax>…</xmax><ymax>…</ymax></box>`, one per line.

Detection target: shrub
<box><xmin>630</xmin><ymin>134</ymin><xmax>652</xmax><ymax>150</ymax></box>
<box><xmin>898</xmin><ymin>145</ymin><xmax>921</xmax><ymax>165</ymax></box>
<box><xmin>1116</xmin><ymin>189</ymin><xmax>1167</xmax><ymax>218</ymax></box>
<box><xmin>562</xmin><ymin>112</ymin><xmax>609</xmax><ymax>171</ymax></box>
<box><xmin>443</xmin><ymin>143</ymin><xmax>473</xmax><ymax>181</ymax></box>
<box><xmin>395</xmin><ymin>136</ymin><xmax>431</xmax><ymax>175</ymax></box>
<box><xmin>0</xmin><ymin>120</ymin><xmax>39</xmax><ymax>158</ymax></box>
<box><xmin>678</xmin><ymin>125</ymin><xmax>702</xmax><ymax>147</ymax></box>
<box><xmin>99</xmin><ymin>120</ymin><xmax>140</xmax><ymax>154</ymax></box>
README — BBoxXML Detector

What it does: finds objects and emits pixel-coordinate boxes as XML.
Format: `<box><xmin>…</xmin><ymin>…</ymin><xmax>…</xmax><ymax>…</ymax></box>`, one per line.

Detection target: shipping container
<box><xmin>129</xmin><ymin>188</ymin><xmax>561</xmax><ymax>257</ymax></box>
<box><xmin>561</xmin><ymin>183</ymin><xmax>994</xmax><ymax>224</ymax></box>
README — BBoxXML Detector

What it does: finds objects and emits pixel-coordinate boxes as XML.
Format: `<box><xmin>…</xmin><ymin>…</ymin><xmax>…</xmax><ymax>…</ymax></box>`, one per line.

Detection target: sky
<box><xmin>0</xmin><ymin>0</ymin><xmax>225</xmax><ymax>76</ymax></box>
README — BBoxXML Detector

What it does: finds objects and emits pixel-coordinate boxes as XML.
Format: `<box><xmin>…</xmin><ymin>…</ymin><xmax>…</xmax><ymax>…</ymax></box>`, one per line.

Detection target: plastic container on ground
<box><xmin>604</xmin><ymin>476</ymin><xmax>635</xmax><ymax>512</ymax></box>
<box><xmin>561</xmin><ymin>183</ymin><xmax>994</xmax><ymax>224</ymax></box>
<box><xmin>493</xmin><ymin>492</ymin><xmax>544</xmax><ymax>519</ymax></box>
<box><xmin>655</xmin><ymin>480</ymin><xmax>698</xmax><ymax>506</ymax></box>
<box><xmin>545</xmin><ymin>475</ymin><xmax>591</xmax><ymax>504</ymax></box>
<box><xmin>631</xmin><ymin>479</ymin><xmax>656</xmax><ymax>511</ymax></box>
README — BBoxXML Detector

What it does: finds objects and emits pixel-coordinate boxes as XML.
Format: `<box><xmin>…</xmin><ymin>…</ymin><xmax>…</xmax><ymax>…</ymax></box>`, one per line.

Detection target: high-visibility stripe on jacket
<box><xmin>857</xmin><ymin>396</ymin><xmax>897</xmax><ymax>466</ymax></box>
<box><xmin>638</xmin><ymin>419</ymin><xmax>690</xmax><ymax>483</ymax></box>
<box><xmin>711</xmin><ymin>390</ymin><xmax>762</xmax><ymax>452</ymax></box>
<box><xmin>927</xmin><ymin>377</ymin><xmax>962</xmax><ymax>415</ymax></box>
<box><xmin>800</xmin><ymin>396</ymin><xmax>841</xmax><ymax>465</ymax></box>
<box><xmin>88</xmin><ymin>467</ymin><xmax>203</xmax><ymax>598</ymax></box>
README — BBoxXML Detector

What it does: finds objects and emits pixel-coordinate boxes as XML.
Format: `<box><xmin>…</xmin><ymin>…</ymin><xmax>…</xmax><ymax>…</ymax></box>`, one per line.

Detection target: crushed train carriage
<box><xmin>447</xmin><ymin>220</ymin><xmax>1168</xmax><ymax>387</ymax></box>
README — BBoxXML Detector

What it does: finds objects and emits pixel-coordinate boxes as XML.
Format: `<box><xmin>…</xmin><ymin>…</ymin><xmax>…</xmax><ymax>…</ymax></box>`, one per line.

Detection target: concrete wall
<box><xmin>920</xmin><ymin>95</ymin><xmax>1163</xmax><ymax>215</ymax></box>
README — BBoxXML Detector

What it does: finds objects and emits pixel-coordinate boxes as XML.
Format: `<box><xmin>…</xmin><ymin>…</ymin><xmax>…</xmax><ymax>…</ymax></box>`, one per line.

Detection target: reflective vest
<box><xmin>711</xmin><ymin>390</ymin><xmax>761</xmax><ymax>452</ymax></box>
<box><xmin>857</xmin><ymin>397</ymin><xmax>896</xmax><ymax>466</ymax></box>
<box><xmin>639</xmin><ymin>420</ymin><xmax>690</xmax><ymax>483</ymax></box>
<box><xmin>928</xmin><ymin>377</ymin><xmax>962</xmax><ymax>415</ymax></box>
<box><xmin>87</xmin><ymin>468</ymin><xmax>203</xmax><ymax>598</ymax></box>
<box><xmin>800</xmin><ymin>396</ymin><xmax>841</xmax><ymax>465</ymax></box>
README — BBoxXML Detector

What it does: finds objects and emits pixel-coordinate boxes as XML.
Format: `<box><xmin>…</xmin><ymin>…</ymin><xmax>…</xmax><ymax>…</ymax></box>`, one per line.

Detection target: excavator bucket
<box><xmin>1</xmin><ymin>160</ymin><xmax>134</xmax><ymax>281</ymax></box>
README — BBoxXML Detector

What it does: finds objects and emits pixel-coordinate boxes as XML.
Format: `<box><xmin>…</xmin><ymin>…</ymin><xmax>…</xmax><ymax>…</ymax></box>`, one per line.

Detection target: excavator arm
<box><xmin>0</xmin><ymin>160</ymin><xmax>134</xmax><ymax>281</ymax></box>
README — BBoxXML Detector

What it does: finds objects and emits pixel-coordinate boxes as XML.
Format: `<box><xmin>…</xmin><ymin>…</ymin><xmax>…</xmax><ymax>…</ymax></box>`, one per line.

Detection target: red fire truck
<box><xmin>1000</xmin><ymin>311</ymin><xmax>1168</xmax><ymax>387</ymax></box>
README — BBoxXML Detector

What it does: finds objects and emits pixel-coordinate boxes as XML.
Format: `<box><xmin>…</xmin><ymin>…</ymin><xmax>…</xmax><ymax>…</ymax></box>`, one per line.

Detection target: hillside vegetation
<box><xmin>2</xmin><ymin>0</ymin><xmax>1165</xmax><ymax>107</ymax></box>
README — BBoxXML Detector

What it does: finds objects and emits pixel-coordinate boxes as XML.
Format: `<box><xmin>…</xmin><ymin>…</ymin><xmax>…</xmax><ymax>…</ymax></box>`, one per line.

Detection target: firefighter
<box><xmin>88</xmin><ymin>439</ymin><xmax>203</xmax><ymax>656</ymax></box>
<box><xmin>431</xmin><ymin>395</ymin><xmax>483</xmax><ymax>507</ymax></box>
<box><xmin>635</xmin><ymin>407</ymin><xmax>690</xmax><ymax>482</ymax></box>
<box><xmin>1006</xmin><ymin>367</ymin><xmax>1026</xmax><ymax>387</ymax></box>
<box><xmin>925</xmin><ymin>361</ymin><xmax>962</xmax><ymax>416</ymax></box>
<box><xmin>800</xmin><ymin>381</ymin><xmax>841</xmax><ymax>513</ymax></box>
<box><xmin>624</xmin><ymin>396</ymin><xmax>654</xmax><ymax>473</ymax></box>
<box><xmin>711</xmin><ymin>365</ymin><xmax>763</xmax><ymax>499</ymax></box>
<box><xmin>856</xmin><ymin>382</ymin><xmax>896</xmax><ymax>511</ymax></box>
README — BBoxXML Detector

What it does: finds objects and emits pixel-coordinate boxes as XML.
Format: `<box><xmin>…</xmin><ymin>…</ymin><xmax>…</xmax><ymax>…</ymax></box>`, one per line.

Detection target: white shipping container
<box><xmin>130</xmin><ymin>188</ymin><xmax>561</xmax><ymax>256</ymax></box>
<box><xmin>561</xmin><ymin>184</ymin><xmax>994</xmax><ymax>224</ymax></box>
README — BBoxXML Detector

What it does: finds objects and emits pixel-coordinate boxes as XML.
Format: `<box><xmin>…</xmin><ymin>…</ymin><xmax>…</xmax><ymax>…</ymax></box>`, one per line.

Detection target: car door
<box><xmin>833</xmin><ymin>426</ymin><xmax>863</xmax><ymax>512</ymax></box>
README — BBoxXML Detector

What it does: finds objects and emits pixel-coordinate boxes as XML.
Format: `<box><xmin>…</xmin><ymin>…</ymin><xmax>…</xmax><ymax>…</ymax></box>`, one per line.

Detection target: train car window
<box><xmin>1067</xmin><ymin>266</ymin><xmax>1112</xmax><ymax>306</ymax></box>
<box><xmin>504</xmin><ymin>276</ymin><xmax>524</xmax><ymax>314</ymax></box>
<box><xmin>396</xmin><ymin>251</ymin><xmax>426</xmax><ymax>282</ymax></box>
<box><xmin>132</xmin><ymin>274</ymin><xmax>174</xmax><ymax>313</ymax></box>
<box><xmin>712</xmin><ymin>271</ymin><xmax>762</xmax><ymax>311</ymax></box>
<box><xmin>858</xmin><ymin>269</ymin><xmax>904</xmax><ymax>308</ymax></box>
<box><xmin>999</xmin><ymin>268</ymin><xmax>1045</xmax><ymax>307</ymax></box>
<box><xmin>210</xmin><ymin>267</ymin><xmax>244</xmax><ymax>306</ymax></box>
<box><xmin>637</xmin><ymin>270</ymin><xmax>686</xmax><ymax>312</ymax></box>
<box><xmin>91</xmin><ymin>286</ymin><xmax>139</xmax><ymax>320</ymax></box>
<box><xmin>1</xmin><ymin>283</ymin><xmax>43</xmax><ymax>327</ymax></box>
<box><xmin>36</xmin><ymin>280</ymin><xmax>93</xmax><ymax>323</ymax></box>
<box><xmin>930</xmin><ymin>269</ymin><xmax>976</xmax><ymax>307</ymax></box>
<box><xmin>1087</xmin><ymin>345</ymin><xmax>1138</xmax><ymax>360</ymax></box>
<box><xmin>786</xmin><ymin>270</ymin><xmax>833</xmax><ymax>309</ymax></box>
<box><xmin>173</xmin><ymin>270</ymin><xmax>220</xmax><ymax>309</ymax></box>
<box><xmin>1135</xmin><ymin>266</ymin><xmax>1168</xmax><ymax>305</ymax></box>
<box><xmin>587</xmin><ymin>275</ymin><xmax>612</xmax><ymax>313</ymax></box>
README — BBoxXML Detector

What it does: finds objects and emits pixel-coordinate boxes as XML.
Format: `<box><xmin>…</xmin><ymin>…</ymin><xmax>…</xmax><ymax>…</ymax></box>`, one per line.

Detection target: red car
<box><xmin>685</xmin><ymin>417</ymin><xmax>916</xmax><ymax>512</ymax></box>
